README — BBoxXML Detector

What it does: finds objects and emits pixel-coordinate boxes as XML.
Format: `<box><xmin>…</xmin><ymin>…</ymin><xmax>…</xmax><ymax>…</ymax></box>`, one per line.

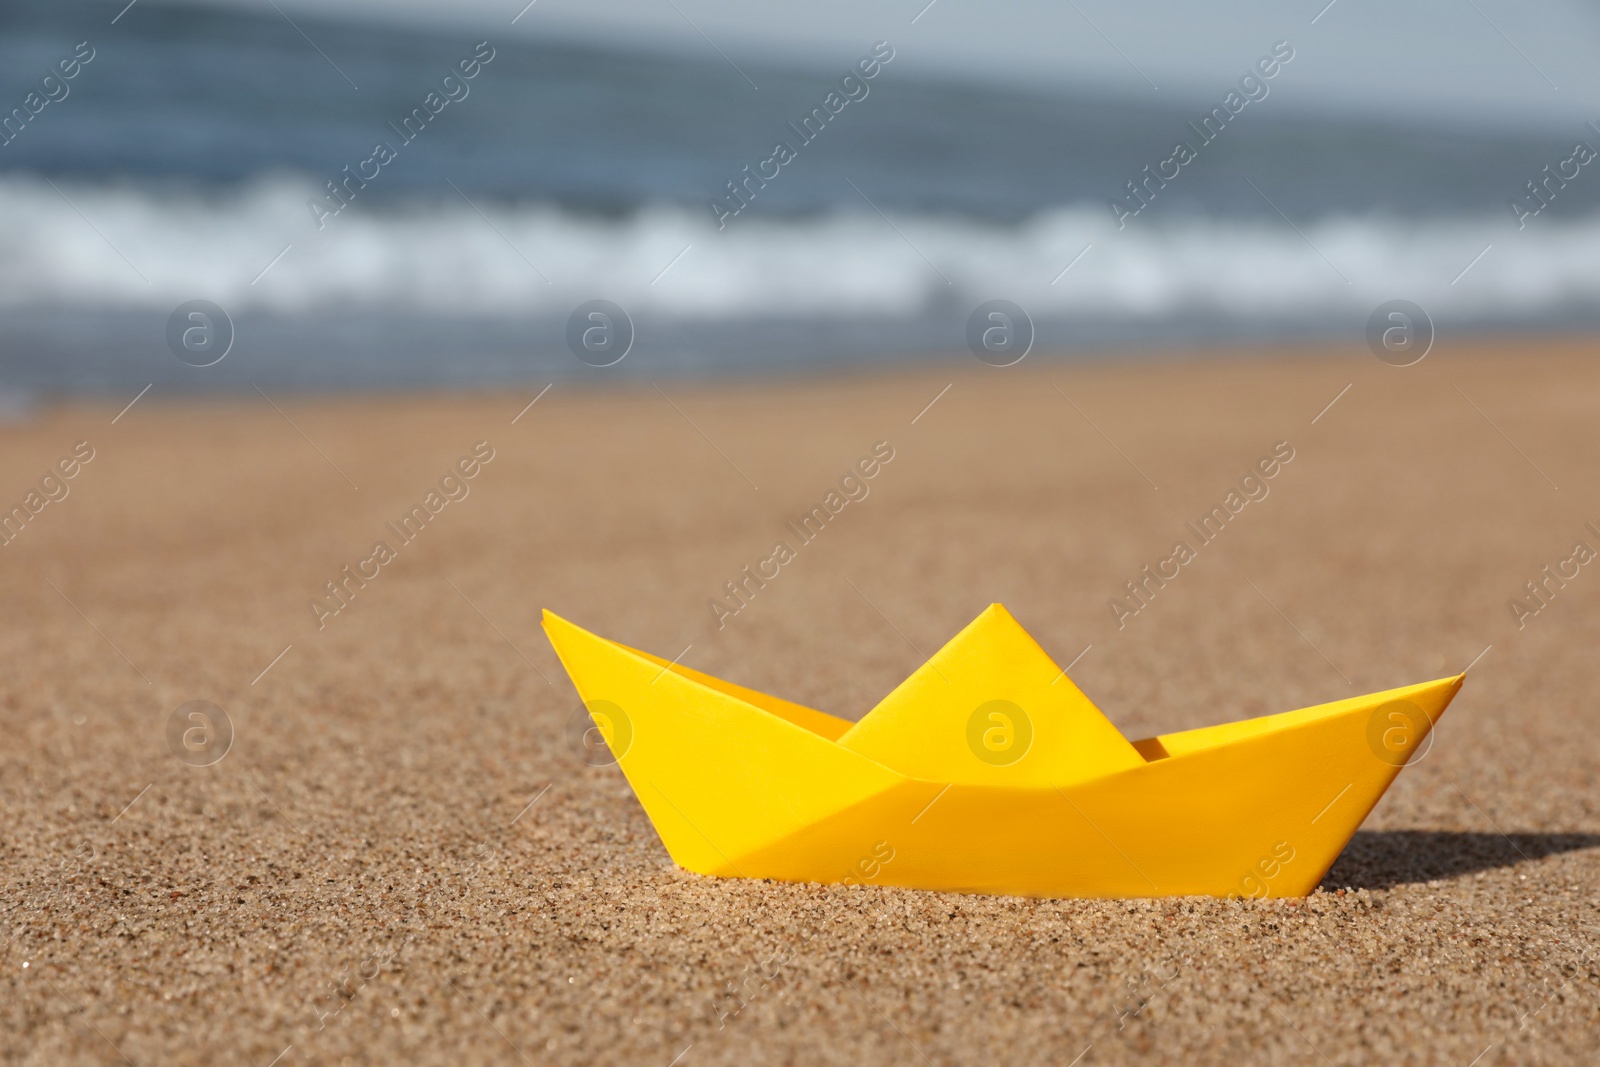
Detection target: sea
<box><xmin>3</xmin><ymin>0</ymin><xmax>1599</xmax><ymax>395</ymax></box>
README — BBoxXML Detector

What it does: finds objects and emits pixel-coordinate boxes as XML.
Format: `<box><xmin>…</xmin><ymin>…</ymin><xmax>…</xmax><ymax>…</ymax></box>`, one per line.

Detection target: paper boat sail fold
<box><xmin>542</xmin><ymin>607</ymin><xmax>1463</xmax><ymax>899</ymax></box>
<box><xmin>837</xmin><ymin>605</ymin><xmax>1146</xmax><ymax>787</ymax></box>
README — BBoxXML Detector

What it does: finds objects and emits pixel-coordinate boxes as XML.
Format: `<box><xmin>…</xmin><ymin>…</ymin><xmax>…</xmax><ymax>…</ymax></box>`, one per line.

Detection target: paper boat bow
<box><xmin>543</xmin><ymin>605</ymin><xmax>1462</xmax><ymax>899</ymax></box>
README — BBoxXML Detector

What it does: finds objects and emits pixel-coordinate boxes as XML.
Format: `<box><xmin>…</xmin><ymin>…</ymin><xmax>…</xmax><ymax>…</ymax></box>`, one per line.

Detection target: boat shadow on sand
<box><xmin>1323</xmin><ymin>830</ymin><xmax>1600</xmax><ymax>891</ymax></box>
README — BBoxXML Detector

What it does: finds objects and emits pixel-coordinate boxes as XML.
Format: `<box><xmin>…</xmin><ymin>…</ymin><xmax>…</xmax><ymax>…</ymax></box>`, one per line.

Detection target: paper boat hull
<box><xmin>543</xmin><ymin>611</ymin><xmax>1462</xmax><ymax>899</ymax></box>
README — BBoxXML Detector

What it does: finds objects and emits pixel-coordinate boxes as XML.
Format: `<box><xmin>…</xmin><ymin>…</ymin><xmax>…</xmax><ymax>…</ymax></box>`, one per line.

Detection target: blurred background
<box><xmin>2</xmin><ymin>0</ymin><xmax>1598</xmax><ymax>394</ymax></box>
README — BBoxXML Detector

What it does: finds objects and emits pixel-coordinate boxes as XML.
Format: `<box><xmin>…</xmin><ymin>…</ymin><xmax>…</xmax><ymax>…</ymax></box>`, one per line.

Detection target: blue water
<box><xmin>2</xmin><ymin>0</ymin><xmax>1596</xmax><ymax>393</ymax></box>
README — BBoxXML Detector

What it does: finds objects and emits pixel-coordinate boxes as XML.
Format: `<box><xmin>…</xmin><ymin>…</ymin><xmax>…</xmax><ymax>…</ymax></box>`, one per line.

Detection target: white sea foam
<box><xmin>3</xmin><ymin>173</ymin><xmax>1596</xmax><ymax>322</ymax></box>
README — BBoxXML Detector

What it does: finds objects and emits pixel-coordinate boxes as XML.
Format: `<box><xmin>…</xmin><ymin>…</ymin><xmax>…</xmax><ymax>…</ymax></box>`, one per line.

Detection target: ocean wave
<box><xmin>2</xmin><ymin>173</ymin><xmax>1595</xmax><ymax>321</ymax></box>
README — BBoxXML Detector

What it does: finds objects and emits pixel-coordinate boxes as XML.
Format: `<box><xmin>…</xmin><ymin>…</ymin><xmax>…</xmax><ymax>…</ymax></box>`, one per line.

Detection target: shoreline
<box><xmin>7</xmin><ymin>328</ymin><xmax>1600</xmax><ymax>402</ymax></box>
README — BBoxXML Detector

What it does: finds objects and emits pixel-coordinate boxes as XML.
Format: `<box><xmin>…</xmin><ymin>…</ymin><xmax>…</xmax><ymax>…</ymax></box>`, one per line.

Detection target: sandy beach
<box><xmin>3</xmin><ymin>342</ymin><xmax>1598</xmax><ymax>1065</ymax></box>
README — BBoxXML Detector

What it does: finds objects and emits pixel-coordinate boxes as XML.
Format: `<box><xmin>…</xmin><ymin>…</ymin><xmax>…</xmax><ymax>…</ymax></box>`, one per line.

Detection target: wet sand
<box><xmin>3</xmin><ymin>341</ymin><xmax>1599</xmax><ymax>1065</ymax></box>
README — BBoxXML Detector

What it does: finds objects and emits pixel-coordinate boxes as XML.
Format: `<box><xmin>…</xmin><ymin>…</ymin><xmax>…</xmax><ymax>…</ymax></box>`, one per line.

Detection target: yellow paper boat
<box><xmin>542</xmin><ymin>605</ymin><xmax>1463</xmax><ymax>899</ymax></box>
